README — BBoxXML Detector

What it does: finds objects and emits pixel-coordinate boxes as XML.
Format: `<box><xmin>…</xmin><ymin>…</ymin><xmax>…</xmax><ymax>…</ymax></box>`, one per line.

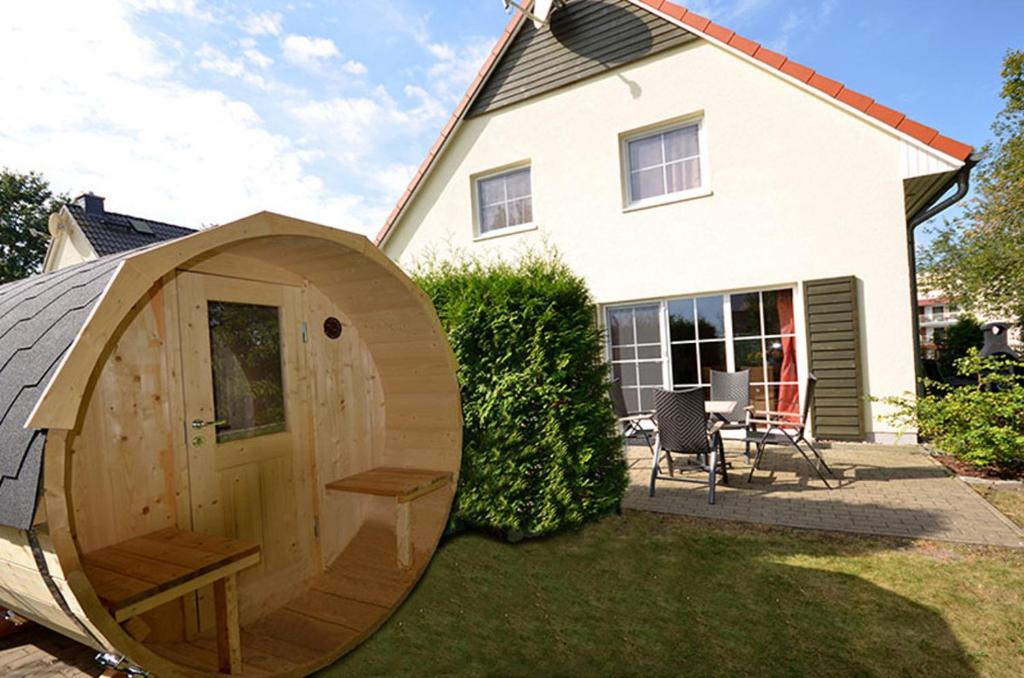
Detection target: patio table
<box><xmin>705</xmin><ymin>400</ymin><xmax>738</xmax><ymax>417</ymax></box>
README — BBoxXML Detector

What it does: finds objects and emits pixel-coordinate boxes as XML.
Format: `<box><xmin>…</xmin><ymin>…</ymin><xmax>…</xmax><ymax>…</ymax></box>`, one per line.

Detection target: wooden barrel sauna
<box><xmin>0</xmin><ymin>212</ymin><xmax>462</xmax><ymax>676</ymax></box>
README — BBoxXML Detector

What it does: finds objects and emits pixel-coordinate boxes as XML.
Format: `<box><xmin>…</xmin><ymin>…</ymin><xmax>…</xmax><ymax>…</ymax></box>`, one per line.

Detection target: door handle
<box><xmin>191</xmin><ymin>418</ymin><xmax>226</xmax><ymax>430</ymax></box>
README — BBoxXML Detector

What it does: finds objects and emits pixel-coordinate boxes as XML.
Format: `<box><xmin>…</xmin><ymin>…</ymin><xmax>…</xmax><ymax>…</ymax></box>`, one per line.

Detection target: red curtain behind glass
<box><xmin>776</xmin><ymin>292</ymin><xmax>800</xmax><ymax>415</ymax></box>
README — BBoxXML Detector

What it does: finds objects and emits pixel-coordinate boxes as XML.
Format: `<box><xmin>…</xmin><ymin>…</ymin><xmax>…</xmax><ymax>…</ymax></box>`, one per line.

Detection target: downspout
<box><xmin>905</xmin><ymin>153</ymin><xmax>980</xmax><ymax>392</ymax></box>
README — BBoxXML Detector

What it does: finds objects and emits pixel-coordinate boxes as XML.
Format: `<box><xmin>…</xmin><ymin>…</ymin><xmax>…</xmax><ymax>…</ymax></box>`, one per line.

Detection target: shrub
<box><xmin>936</xmin><ymin>315</ymin><xmax>984</xmax><ymax>376</ymax></box>
<box><xmin>414</xmin><ymin>252</ymin><xmax>628</xmax><ymax>537</ymax></box>
<box><xmin>881</xmin><ymin>350</ymin><xmax>1024</xmax><ymax>473</ymax></box>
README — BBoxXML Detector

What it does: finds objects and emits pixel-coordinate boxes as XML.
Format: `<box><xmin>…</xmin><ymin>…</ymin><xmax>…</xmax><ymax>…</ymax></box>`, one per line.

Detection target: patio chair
<box><xmin>709</xmin><ymin>369</ymin><xmax>752</xmax><ymax>460</ymax></box>
<box><xmin>744</xmin><ymin>374</ymin><xmax>834</xmax><ymax>488</ymax></box>
<box><xmin>649</xmin><ymin>388</ymin><xmax>727</xmax><ymax>504</ymax></box>
<box><xmin>609</xmin><ymin>379</ymin><xmax>655</xmax><ymax>455</ymax></box>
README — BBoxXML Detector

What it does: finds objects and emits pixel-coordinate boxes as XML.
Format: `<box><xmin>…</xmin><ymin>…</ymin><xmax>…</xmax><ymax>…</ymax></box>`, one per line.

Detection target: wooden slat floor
<box><xmin>149</xmin><ymin>523</ymin><xmax>424</xmax><ymax>676</ymax></box>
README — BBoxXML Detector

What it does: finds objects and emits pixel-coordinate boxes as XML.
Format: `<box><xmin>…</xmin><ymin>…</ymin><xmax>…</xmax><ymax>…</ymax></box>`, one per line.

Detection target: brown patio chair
<box><xmin>744</xmin><ymin>374</ymin><xmax>834</xmax><ymax>488</ymax></box>
<box><xmin>650</xmin><ymin>388</ymin><xmax>727</xmax><ymax>504</ymax></box>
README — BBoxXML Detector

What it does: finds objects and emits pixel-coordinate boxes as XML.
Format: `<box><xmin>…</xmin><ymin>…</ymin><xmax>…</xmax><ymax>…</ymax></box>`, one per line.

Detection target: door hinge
<box><xmin>301</xmin><ymin>321</ymin><xmax>309</xmax><ymax>344</ymax></box>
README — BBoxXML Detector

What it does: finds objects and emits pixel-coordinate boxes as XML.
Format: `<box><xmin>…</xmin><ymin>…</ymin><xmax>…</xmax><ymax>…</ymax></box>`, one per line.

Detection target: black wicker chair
<box><xmin>649</xmin><ymin>388</ymin><xmax>727</xmax><ymax>504</ymax></box>
<box><xmin>709</xmin><ymin>369</ymin><xmax>752</xmax><ymax>459</ymax></box>
<box><xmin>609</xmin><ymin>379</ymin><xmax>656</xmax><ymax>455</ymax></box>
<box><xmin>744</xmin><ymin>374</ymin><xmax>834</xmax><ymax>488</ymax></box>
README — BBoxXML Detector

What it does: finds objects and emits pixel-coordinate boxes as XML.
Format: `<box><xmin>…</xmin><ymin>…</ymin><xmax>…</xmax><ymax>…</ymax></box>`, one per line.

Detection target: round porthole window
<box><xmin>324</xmin><ymin>317</ymin><xmax>343</xmax><ymax>340</ymax></box>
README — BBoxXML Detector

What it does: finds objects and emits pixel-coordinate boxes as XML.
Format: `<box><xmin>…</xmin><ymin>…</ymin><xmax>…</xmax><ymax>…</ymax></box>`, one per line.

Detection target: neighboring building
<box><xmin>376</xmin><ymin>0</ymin><xmax>976</xmax><ymax>443</ymax></box>
<box><xmin>43</xmin><ymin>193</ymin><xmax>194</xmax><ymax>272</ymax></box>
<box><xmin>917</xmin><ymin>286</ymin><xmax>1022</xmax><ymax>356</ymax></box>
<box><xmin>917</xmin><ymin>293</ymin><xmax>961</xmax><ymax>359</ymax></box>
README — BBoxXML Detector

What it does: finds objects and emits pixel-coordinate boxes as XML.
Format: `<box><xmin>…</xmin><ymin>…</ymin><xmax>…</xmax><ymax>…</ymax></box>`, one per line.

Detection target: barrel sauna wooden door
<box><xmin>175</xmin><ymin>272</ymin><xmax>317</xmax><ymax>627</ymax></box>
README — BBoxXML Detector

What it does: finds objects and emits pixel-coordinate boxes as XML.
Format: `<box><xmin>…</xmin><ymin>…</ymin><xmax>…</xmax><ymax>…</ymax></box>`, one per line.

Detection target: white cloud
<box><xmin>341</xmin><ymin>59</ymin><xmax>367</xmax><ymax>75</ymax></box>
<box><xmin>128</xmin><ymin>0</ymin><xmax>214</xmax><ymax>21</ymax></box>
<box><xmin>426</xmin><ymin>37</ymin><xmax>496</xmax><ymax>102</ymax></box>
<box><xmin>244</xmin><ymin>47</ymin><xmax>273</xmax><ymax>69</ymax></box>
<box><xmin>281</xmin><ymin>34</ymin><xmax>339</xmax><ymax>66</ymax></box>
<box><xmin>196</xmin><ymin>44</ymin><xmax>271</xmax><ymax>89</ymax></box>
<box><xmin>242</xmin><ymin>11</ymin><xmax>282</xmax><ymax>36</ymax></box>
<box><xmin>427</xmin><ymin>43</ymin><xmax>455</xmax><ymax>61</ymax></box>
<box><xmin>0</xmin><ymin>1</ymin><xmax>379</xmax><ymax>233</ymax></box>
<box><xmin>288</xmin><ymin>84</ymin><xmax>446</xmax><ymax>174</ymax></box>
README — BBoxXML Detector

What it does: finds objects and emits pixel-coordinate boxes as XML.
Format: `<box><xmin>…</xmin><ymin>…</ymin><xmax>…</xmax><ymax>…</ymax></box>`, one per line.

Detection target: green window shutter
<box><xmin>803</xmin><ymin>276</ymin><xmax>865</xmax><ymax>441</ymax></box>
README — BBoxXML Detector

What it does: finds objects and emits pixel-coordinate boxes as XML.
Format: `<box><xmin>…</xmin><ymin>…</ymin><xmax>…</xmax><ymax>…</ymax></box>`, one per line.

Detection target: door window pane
<box><xmin>668</xmin><ymin>299</ymin><xmax>695</xmax><ymax>341</ymax></box>
<box><xmin>734</xmin><ymin>339</ymin><xmax>764</xmax><ymax>374</ymax></box>
<box><xmin>608</xmin><ymin>308</ymin><xmax>635</xmax><ymax>346</ymax></box>
<box><xmin>606</xmin><ymin>304</ymin><xmax>663</xmax><ymax>414</ymax></box>
<box><xmin>208</xmin><ymin>302</ymin><xmax>286</xmax><ymax>442</ymax></box>
<box><xmin>634</xmin><ymin>306</ymin><xmax>661</xmax><ymax>344</ymax></box>
<box><xmin>762</xmin><ymin>289</ymin><xmax>795</xmax><ymax>335</ymax></box>
<box><xmin>731</xmin><ymin>292</ymin><xmax>761</xmax><ymax>336</ymax></box>
<box><xmin>695</xmin><ymin>296</ymin><xmax>725</xmax><ymax>339</ymax></box>
<box><xmin>671</xmin><ymin>343</ymin><xmax>698</xmax><ymax>386</ymax></box>
<box><xmin>699</xmin><ymin>341</ymin><xmax>727</xmax><ymax>381</ymax></box>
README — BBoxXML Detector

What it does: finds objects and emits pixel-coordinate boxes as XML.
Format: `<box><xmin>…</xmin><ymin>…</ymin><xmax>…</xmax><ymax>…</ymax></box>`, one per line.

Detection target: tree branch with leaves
<box><xmin>920</xmin><ymin>50</ymin><xmax>1024</xmax><ymax>324</ymax></box>
<box><xmin>0</xmin><ymin>168</ymin><xmax>67</xmax><ymax>284</ymax></box>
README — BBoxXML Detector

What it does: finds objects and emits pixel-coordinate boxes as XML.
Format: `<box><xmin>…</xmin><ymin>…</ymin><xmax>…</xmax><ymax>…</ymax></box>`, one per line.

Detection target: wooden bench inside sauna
<box><xmin>0</xmin><ymin>213</ymin><xmax>462</xmax><ymax>677</ymax></box>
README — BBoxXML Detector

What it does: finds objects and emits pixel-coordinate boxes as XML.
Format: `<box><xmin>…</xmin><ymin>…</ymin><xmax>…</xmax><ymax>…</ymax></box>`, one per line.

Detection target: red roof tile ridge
<box><xmin>375</xmin><ymin>0</ymin><xmax>972</xmax><ymax>246</ymax></box>
<box><xmin>645</xmin><ymin>0</ymin><xmax>973</xmax><ymax>161</ymax></box>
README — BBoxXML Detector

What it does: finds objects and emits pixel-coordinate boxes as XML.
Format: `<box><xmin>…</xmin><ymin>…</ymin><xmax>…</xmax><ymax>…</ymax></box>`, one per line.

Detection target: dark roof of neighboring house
<box><xmin>0</xmin><ymin>255</ymin><xmax>125</xmax><ymax>529</ymax></box>
<box><xmin>375</xmin><ymin>0</ymin><xmax>974</xmax><ymax>246</ymax></box>
<box><xmin>67</xmin><ymin>203</ymin><xmax>195</xmax><ymax>257</ymax></box>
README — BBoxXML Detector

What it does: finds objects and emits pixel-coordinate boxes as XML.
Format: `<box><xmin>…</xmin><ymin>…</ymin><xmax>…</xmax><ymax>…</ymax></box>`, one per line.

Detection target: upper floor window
<box><xmin>624</xmin><ymin>119</ymin><xmax>705</xmax><ymax>207</ymax></box>
<box><xmin>476</xmin><ymin>166</ymin><xmax>533</xmax><ymax>236</ymax></box>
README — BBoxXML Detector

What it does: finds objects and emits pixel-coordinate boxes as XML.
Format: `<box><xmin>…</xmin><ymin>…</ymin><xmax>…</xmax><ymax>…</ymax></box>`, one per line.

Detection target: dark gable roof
<box><xmin>0</xmin><ymin>255</ymin><xmax>126</xmax><ymax>529</ymax></box>
<box><xmin>66</xmin><ymin>203</ymin><xmax>194</xmax><ymax>257</ymax></box>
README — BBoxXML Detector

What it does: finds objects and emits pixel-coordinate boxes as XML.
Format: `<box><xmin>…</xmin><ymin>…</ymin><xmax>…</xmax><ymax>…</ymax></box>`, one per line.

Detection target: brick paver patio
<box><xmin>0</xmin><ymin>623</ymin><xmax>101</xmax><ymax>677</ymax></box>
<box><xmin>625</xmin><ymin>441</ymin><xmax>1024</xmax><ymax>548</ymax></box>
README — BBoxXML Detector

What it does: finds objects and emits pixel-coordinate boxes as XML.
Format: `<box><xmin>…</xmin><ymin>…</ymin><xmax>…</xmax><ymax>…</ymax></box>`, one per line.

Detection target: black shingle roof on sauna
<box><xmin>66</xmin><ymin>203</ymin><xmax>194</xmax><ymax>257</ymax></box>
<box><xmin>0</xmin><ymin>256</ymin><xmax>125</xmax><ymax>529</ymax></box>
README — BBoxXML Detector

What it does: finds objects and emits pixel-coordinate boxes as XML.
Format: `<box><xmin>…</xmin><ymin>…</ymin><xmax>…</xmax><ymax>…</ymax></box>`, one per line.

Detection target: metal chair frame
<box><xmin>745</xmin><ymin>374</ymin><xmax>834</xmax><ymax>488</ymax></box>
<box><xmin>609</xmin><ymin>379</ymin><xmax>656</xmax><ymax>455</ymax></box>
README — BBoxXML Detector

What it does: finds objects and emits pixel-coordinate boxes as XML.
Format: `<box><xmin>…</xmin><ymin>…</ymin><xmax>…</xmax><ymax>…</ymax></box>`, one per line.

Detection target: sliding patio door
<box><xmin>605</xmin><ymin>288</ymin><xmax>801</xmax><ymax>414</ymax></box>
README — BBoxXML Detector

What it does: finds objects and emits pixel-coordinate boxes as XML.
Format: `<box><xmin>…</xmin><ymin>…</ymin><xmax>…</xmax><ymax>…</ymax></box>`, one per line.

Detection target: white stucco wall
<box><xmin>44</xmin><ymin>211</ymin><xmax>97</xmax><ymax>272</ymax></box>
<box><xmin>384</xmin><ymin>39</ymin><xmax>923</xmax><ymax>441</ymax></box>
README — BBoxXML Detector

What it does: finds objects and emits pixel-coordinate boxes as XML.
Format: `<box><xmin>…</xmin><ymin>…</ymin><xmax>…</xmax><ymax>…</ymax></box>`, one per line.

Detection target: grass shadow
<box><xmin>321</xmin><ymin>511</ymin><xmax>1019</xmax><ymax>677</ymax></box>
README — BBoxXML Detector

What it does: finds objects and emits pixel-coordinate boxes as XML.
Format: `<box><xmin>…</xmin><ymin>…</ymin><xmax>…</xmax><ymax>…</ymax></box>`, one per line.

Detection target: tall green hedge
<box><xmin>415</xmin><ymin>253</ymin><xmax>627</xmax><ymax>537</ymax></box>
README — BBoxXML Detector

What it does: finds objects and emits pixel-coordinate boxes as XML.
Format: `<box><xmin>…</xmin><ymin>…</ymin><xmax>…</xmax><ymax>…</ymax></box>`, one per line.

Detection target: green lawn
<box><xmin>322</xmin><ymin>512</ymin><xmax>1024</xmax><ymax>677</ymax></box>
<box><xmin>977</xmin><ymin>486</ymin><xmax>1024</xmax><ymax>529</ymax></box>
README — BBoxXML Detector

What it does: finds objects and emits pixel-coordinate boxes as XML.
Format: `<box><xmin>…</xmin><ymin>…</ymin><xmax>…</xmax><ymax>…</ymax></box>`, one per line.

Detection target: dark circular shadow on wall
<box><xmin>550</xmin><ymin>0</ymin><xmax>653</xmax><ymax>64</ymax></box>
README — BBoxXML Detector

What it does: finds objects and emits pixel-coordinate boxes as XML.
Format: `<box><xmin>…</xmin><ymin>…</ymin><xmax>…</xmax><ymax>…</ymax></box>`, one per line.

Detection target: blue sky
<box><xmin>1</xmin><ymin>1</ymin><xmax>1021</xmax><ymax>238</ymax></box>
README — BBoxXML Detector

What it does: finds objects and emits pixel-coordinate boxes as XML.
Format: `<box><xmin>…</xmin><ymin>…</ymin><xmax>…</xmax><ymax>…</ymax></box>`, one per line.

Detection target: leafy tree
<box><xmin>0</xmin><ymin>169</ymin><xmax>66</xmax><ymax>283</ymax></box>
<box><xmin>937</xmin><ymin>315</ymin><xmax>984</xmax><ymax>376</ymax></box>
<box><xmin>921</xmin><ymin>50</ymin><xmax>1024</xmax><ymax>324</ymax></box>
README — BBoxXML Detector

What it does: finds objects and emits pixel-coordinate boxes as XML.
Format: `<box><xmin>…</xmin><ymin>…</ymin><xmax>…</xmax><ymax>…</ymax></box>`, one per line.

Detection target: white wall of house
<box><xmin>384</xmin><ymin>39</ymin><xmax>926</xmax><ymax>441</ymax></box>
<box><xmin>43</xmin><ymin>211</ymin><xmax>97</xmax><ymax>273</ymax></box>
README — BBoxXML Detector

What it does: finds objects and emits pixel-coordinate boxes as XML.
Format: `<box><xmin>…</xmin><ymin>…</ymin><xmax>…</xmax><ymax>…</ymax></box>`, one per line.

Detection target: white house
<box><xmin>43</xmin><ymin>193</ymin><xmax>194</xmax><ymax>273</ymax></box>
<box><xmin>376</xmin><ymin>0</ymin><xmax>975</xmax><ymax>443</ymax></box>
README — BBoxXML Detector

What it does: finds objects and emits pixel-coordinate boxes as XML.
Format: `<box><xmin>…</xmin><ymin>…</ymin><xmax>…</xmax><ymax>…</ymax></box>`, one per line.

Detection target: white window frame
<box><xmin>621</xmin><ymin>115</ymin><xmax>711</xmax><ymax>211</ymax></box>
<box><xmin>603</xmin><ymin>284</ymin><xmax>802</xmax><ymax>416</ymax></box>
<box><xmin>472</xmin><ymin>163</ymin><xmax>537</xmax><ymax>241</ymax></box>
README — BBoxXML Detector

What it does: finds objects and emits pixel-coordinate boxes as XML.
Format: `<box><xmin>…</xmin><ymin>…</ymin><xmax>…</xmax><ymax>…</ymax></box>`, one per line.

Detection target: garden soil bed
<box><xmin>930</xmin><ymin>452</ymin><xmax>1024</xmax><ymax>481</ymax></box>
